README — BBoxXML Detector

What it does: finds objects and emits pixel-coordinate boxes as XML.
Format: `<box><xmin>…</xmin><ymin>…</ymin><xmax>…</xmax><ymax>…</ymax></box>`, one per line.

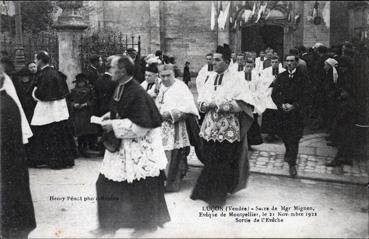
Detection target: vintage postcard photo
<box><xmin>0</xmin><ymin>1</ymin><xmax>368</xmax><ymax>238</ymax></box>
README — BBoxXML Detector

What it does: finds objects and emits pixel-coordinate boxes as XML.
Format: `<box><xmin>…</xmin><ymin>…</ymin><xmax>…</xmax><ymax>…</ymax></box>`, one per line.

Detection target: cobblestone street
<box><xmin>188</xmin><ymin>132</ymin><xmax>368</xmax><ymax>185</ymax></box>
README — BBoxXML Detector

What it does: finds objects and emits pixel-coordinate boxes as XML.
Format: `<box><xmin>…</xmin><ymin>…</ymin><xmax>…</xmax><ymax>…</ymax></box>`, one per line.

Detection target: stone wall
<box><xmin>330</xmin><ymin>1</ymin><xmax>349</xmax><ymax>46</ymax></box>
<box><xmin>82</xmin><ymin>1</ymin><xmax>354</xmax><ymax>72</ymax></box>
<box><xmin>162</xmin><ymin>1</ymin><xmax>217</xmax><ymax>73</ymax></box>
<box><xmin>302</xmin><ymin>1</ymin><xmax>330</xmax><ymax>47</ymax></box>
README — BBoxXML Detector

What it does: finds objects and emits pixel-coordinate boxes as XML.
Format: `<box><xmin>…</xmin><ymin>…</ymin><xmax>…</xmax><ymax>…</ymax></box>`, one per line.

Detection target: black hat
<box><xmin>155</xmin><ymin>50</ymin><xmax>162</xmax><ymax>56</ymax></box>
<box><xmin>145</xmin><ymin>63</ymin><xmax>158</xmax><ymax>73</ymax></box>
<box><xmin>215</xmin><ymin>44</ymin><xmax>231</xmax><ymax>62</ymax></box>
<box><xmin>73</xmin><ymin>73</ymin><xmax>88</xmax><ymax>83</ymax></box>
<box><xmin>36</xmin><ymin>50</ymin><xmax>50</xmax><ymax>64</ymax></box>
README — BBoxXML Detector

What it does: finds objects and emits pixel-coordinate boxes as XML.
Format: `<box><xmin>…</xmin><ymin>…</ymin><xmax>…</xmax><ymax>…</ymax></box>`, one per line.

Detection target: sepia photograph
<box><xmin>0</xmin><ymin>1</ymin><xmax>368</xmax><ymax>238</ymax></box>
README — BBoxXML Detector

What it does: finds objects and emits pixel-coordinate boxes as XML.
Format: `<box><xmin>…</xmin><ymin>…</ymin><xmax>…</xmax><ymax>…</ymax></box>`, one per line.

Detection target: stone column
<box><xmin>149</xmin><ymin>1</ymin><xmax>161</xmax><ymax>53</ymax></box>
<box><xmin>53</xmin><ymin>1</ymin><xmax>88</xmax><ymax>90</ymax></box>
<box><xmin>217</xmin><ymin>1</ymin><xmax>231</xmax><ymax>46</ymax></box>
<box><xmin>14</xmin><ymin>1</ymin><xmax>25</xmax><ymax>71</ymax></box>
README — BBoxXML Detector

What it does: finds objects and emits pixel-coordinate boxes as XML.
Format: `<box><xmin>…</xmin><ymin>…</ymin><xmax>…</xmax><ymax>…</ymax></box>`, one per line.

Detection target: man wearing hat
<box><xmin>126</xmin><ymin>48</ymin><xmax>145</xmax><ymax>83</ymax></box>
<box><xmin>28</xmin><ymin>50</ymin><xmax>76</xmax><ymax>169</ymax></box>
<box><xmin>69</xmin><ymin>73</ymin><xmax>99</xmax><ymax>157</ymax></box>
<box><xmin>141</xmin><ymin>60</ymin><xmax>161</xmax><ymax>98</ymax></box>
<box><xmin>191</xmin><ymin>44</ymin><xmax>254</xmax><ymax>206</ymax></box>
<box><xmin>84</xmin><ymin>55</ymin><xmax>101</xmax><ymax>88</ymax></box>
<box><xmin>95</xmin><ymin>56</ymin><xmax>117</xmax><ymax>117</ymax></box>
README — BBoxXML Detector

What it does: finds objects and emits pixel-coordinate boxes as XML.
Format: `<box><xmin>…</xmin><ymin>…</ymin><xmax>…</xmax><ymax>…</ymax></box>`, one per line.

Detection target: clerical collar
<box><xmin>117</xmin><ymin>76</ymin><xmax>133</xmax><ymax>86</ymax></box>
<box><xmin>41</xmin><ymin>64</ymin><xmax>49</xmax><ymax>70</ymax></box>
<box><xmin>214</xmin><ymin>70</ymin><xmax>228</xmax><ymax>91</ymax></box>
<box><xmin>113</xmin><ymin>77</ymin><xmax>133</xmax><ymax>101</ymax></box>
<box><xmin>288</xmin><ymin>68</ymin><xmax>296</xmax><ymax>75</ymax></box>
<box><xmin>244</xmin><ymin>71</ymin><xmax>252</xmax><ymax>81</ymax></box>
<box><xmin>104</xmin><ymin>72</ymin><xmax>112</xmax><ymax>76</ymax></box>
<box><xmin>238</xmin><ymin>64</ymin><xmax>244</xmax><ymax>72</ymax></box>
<box><xmin>208</xmin><ymin>64</ymin><xmax>213</xmax><ymax>71</ymax></box>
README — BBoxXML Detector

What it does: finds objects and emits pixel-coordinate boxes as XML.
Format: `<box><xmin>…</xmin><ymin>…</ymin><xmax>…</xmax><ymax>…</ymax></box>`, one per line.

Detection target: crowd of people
<box><xmin>0</xmin><ymin>38</ymin><xmax>358</xmax><ymax>238</ymax></box>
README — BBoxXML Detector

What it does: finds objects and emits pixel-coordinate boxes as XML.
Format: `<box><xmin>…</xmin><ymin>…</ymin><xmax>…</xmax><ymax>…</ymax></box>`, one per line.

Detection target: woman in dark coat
<box><xmin>13</xmin><ymin>68</ymin><xmax>37</xmax><ymax>123</ymax></box>
<box><xmin>183</xmin><ymin>61</ymin><xmax>191</xmax><ymax>85</ymax></box>
<box><xmin>0</xmin><ymin>70</ymin><xmax>36</xmax><ymax>239</ymax></box>
<box><xmin>69</xmin><ymin>73</ymin><xmax>100</xmax><ymax>156</ymax></box>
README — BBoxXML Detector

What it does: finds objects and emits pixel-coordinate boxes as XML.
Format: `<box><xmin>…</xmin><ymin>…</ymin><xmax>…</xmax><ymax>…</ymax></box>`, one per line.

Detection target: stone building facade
<box><xmin>82</xmin><ymin>1</ymin><xmax>364</xmax><ymax>73</ymax></box>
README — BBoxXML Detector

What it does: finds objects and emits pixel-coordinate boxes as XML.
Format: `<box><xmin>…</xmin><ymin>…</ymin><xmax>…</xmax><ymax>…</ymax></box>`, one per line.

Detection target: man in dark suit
<box><xmin>271</xmin><ymin>54</ymin><xmax>309</xmax><ymax>177</ymax></box>
<box><xmin>84</xmin><ymin>55</ymin><xmax>101</xmax><ymax>89</ymax></box>
<box><xmin>126</xmin><ymin>48</ymin><xmax>145</xmax><ymax>83</ymax></box>
<box><xmin>95</xmin><ymin>56</ymin><xmax>117</xmax><ymax>117</ymax></box>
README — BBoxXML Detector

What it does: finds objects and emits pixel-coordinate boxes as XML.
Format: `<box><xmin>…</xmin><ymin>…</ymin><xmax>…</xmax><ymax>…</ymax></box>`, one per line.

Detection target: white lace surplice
<box><xmin>100</xmin><ymin>119</ymin><xmax>167</xmax><ymax>183</ymax></box>
<box><xmin>198</xmin><ymin>69</ymin><xmax>254</xmax><ymax>143</ymax></box>
<box><xmin>155</xmin><ymin>79</ymin><xmax>199</xmax><ymax>151</ymax></box>
<box><xmin>31</xmin><ymin>87</ymin><xmax>69</xmax><ymax>126</ymax></box>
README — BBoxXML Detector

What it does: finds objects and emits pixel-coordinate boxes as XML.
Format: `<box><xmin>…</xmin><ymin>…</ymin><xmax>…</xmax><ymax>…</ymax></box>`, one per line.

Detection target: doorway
<box><xmin>241</xmin><ymin>25</ymin><xmax>284</xmax><ymax>58</ymax></box>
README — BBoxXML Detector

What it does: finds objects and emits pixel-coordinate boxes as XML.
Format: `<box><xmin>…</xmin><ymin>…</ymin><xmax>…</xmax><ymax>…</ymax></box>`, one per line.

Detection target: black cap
<box><xmin>145</xmin><ymin>63</ymin><xmax>158</xmax><ymax>73</ymax></box>
<box><xmin>73</xmin><ymin>73</ymin><xmax>88</xmax><ymax>83</ymax></box>
<box><xmin>36</xmin><ymin>50</ymin><xmax>50</xmax><ymax>64</ymax></box>
<box><xmin>215</xmin><ymin>44</ymin><xmax>231</xmax><ymax>62</ymax></box>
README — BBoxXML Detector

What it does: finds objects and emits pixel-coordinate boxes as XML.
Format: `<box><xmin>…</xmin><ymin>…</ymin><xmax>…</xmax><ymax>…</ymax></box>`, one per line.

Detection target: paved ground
<box><xmin>28</xmin><ymin>158</ymin><xmax>368</xmax><ymax>238</ymax></box>
<box><xmin>188</xmin><ymin>132</ymin><xmax>368</xmax><ymax>185</ymax></box>
<box><xmin>26</xmin><ymin>79</ymin><xmax>367</xmax><ymax>238</ymax></box>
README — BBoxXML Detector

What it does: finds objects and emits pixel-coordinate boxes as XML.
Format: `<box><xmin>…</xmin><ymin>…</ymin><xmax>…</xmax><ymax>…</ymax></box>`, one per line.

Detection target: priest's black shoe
<box><xmin>289</xmin><ymin>165</ymin><xmax>297</xmax><ymax>177</ymax></box>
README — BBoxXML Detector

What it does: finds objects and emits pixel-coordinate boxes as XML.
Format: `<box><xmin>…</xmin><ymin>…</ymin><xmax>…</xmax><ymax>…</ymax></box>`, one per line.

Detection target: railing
<box><xmin>0</xmin><ymin>31</ymin><xmax>59</xmax><ymax>68</ymax></box>
<box><xmin>80</xmin><ymin>30</ymin><xmax>141</xmax><ymax>72</ymax></box>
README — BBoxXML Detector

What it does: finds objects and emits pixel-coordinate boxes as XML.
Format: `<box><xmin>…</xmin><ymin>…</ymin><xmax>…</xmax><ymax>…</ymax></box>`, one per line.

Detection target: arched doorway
<box><xmin>241</xmin><ymin>25</ymin><xmax>284</xmax><ymax>58</ymax></box>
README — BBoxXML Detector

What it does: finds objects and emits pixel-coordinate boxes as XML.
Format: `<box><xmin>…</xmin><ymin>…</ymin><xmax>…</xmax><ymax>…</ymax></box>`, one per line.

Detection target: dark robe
<box><xmin>133</xmin><ymin>62</ymin><xmax>145</xmax><ymax>84</ymax></box>
<box><xmin>28</xmin><ymin>68</ymin><xmax>76</xmax><ymax>169</ymax></box>
<box><xmin>96</xmin><ymin>78</ymin><xmax>170</xmax><ymax>230</ymax></box>
<box><xmin>69</xmin><ymin>86</ymin><xmax>99</xmax><ymax>137</ymax></box>
<box><xmin>13</xmin><ymin>77</ymin><xmax>36</xmax><ymax>123</ymax></box>
<box><xmin>94</xmin><ymin>73</ymin><xmax>117</xmax><ymax>116</ymax></box>
<box><xmin>191</xmin><ymin>101</ymin><xmax>254</xmax><ymax>205</ymax></box>
<box><xmin>1</xmin><ymin>90</ymin><xmax>36</xmax><ymax>238</ymax></box>
<box><xmin>183</xmin><ymin>65</ymin><xmax>191</xmax><ymax>84</ymax></box>
<box><xmin>34</xmin><ymin>66</ymin><xmax>69</xmax><ymax>101</ymax></box>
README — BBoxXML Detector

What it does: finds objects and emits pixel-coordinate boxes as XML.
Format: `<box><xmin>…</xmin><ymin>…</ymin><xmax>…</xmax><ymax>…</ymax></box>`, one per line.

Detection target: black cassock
<box><xmin>13</xmin><ymin>77</ymin><xmax>36</xmax><ymax>123</ymax></box>
<box><xmin>28</xmin><ymin>67</ymin><xmax>77</xmax><ymax>169</ymax></box>
<box><xmin>1</xmin><ymin>90</ymin><xmax>36</xmax><ymax>238</ymax></box>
